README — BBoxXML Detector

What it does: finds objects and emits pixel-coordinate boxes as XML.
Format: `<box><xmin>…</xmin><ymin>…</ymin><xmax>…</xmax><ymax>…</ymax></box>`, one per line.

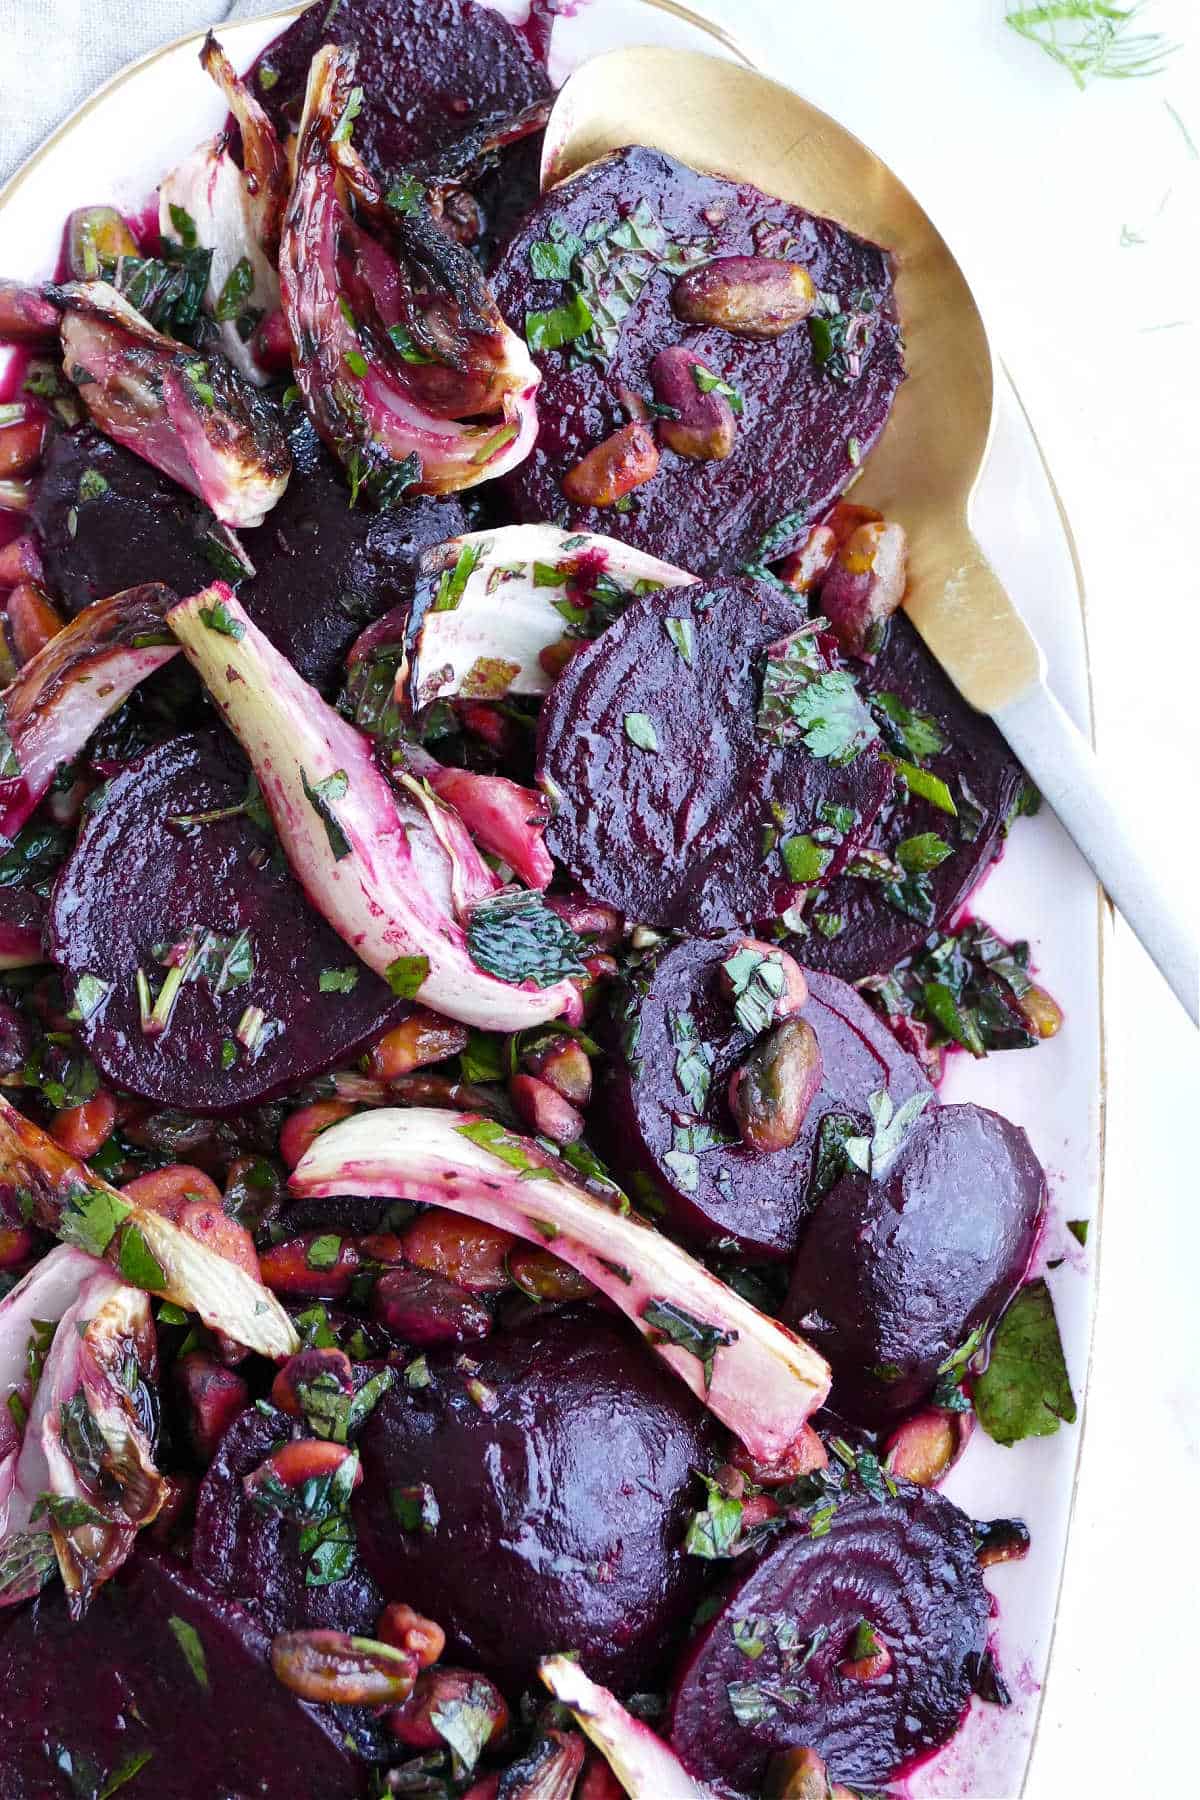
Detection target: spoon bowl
<box><xmin>539</xmin><ymin>45</ymin><xmax>1196</xmax><ymax>1020</ymax></box>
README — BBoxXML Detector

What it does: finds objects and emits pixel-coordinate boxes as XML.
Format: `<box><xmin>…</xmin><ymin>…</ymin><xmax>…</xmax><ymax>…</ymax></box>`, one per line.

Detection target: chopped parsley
<box><xmin>844</xmin><ymin>1088</ymin><xmax>932</xmax><ymax>1178</ymax></box>
<box><xmin>664</xmin><ymin>616</ymin><xmax>695</xmax><ymax>665</ymax></box>
<box><xmin>300</xmin><ymin>767</ymin><xmax>351</xmax><ymax>859</ymax></box>
<box><xmin>757</xmin><ymin>628</ymin><xmax>878</xmax><ymax>765</ymax></box>
<box><xmin>643</xmin><ymin>1297</ymin><xmax>736</xmax><ymax>1390</ymax></box>
<box><xmin>692</xmin><ymin>364</ymin><xmax>744</xmax><ymax>414</ymax></box>
<box><xmin>385</xmin><ymin>954</ymin><xmax>430</xmax><ymax>999</ymax></box>
<box><xmin>213</xmin><ymin>256</ymin><xmax>254</xmax><ymax>323</ymax></box>
<box><xmin>721</xmin><ymin>945</ymin><xmax>786</xmax><ymax>1037</ymax></box>
<box><xmin>198</xmin><ymin>597</ymin><xmax>244</xmax><ymax>640</ymax></box>
<box><xmin>319</xmin><ymin>966</ymin><xmax>359</xmax><ymax>994</ymax></box>
<box><xmin>167</xmin><ymin>1615</ymin><xmax>209</xmax><ymax>1689</ymax></box>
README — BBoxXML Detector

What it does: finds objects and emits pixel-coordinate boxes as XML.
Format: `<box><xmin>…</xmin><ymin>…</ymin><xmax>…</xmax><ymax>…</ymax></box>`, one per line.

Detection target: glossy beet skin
<box><xmin>246</xmin><ymin>0</ymin><xmax>551</xmax><ymax>180</ymax></box>
<box><xmin>32</xmin><ymin>417</ymin><xmax>466</xmax><ymax>692</ymax></box>
<box><xmin>796</xmin><ymin>614</ymin><xmax>1026</xmax><ymax>980</ymax></box>
<box><xmin>599</xmin><ymin>945</ymin><xmax>931</xmax><ymax>1259</ymax></box>
<box><xmin>0</xmin><ymin>1548</ymin><xmax>370</xmax><ymax>1798</ymax></box>
<box><xmin>668</xmin><ymin>1484</ymin><xmax>990</xmax><ymax>1792</ymax></box>
<box><xmin>494</xmin><ymin>145</ymin><xmax>903</xmax><ymax>576</ymax></box>
<box><xmin>192</xmin><ymin>1402</ymin><xmax>382</xmax><ymax>1638</ymax></box>
<box><xmin>536</xmin><ymin>581</ymin><xmax>893</xmax><ymax>934</ymax></box>
<box><xmin>784</xmin><ymin>1102</ymin><xmax>1046</xmax><ymax>1425</ymax></box>
<box><xmin>46</xmin><ymin>731</ymin><xmax>410</xmax><ymax>1112</ymax></box>
<box><xmin>353</xmin><ymin>1306</ymin><xmax>719</xmax><ymax>1697</ymax></box>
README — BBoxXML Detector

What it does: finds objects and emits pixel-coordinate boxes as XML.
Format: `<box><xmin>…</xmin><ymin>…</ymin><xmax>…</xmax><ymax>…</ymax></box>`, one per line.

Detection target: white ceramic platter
<box><xmin>0</xmin><ymin>4</ymin><xmax>1104</xmax><ymax>1796</ymax></box>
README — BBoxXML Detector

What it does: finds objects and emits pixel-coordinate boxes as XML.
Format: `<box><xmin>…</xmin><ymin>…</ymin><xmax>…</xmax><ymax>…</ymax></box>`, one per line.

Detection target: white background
<box><xmin>692</xmin><ymin>3</ymin><xmax>1199</xmax><ymax>1793</ymax></box>
<box><xmin>1</xmin><ymin>1</ymin><xmax>1197</xmax><ymax>1794</ymax></box>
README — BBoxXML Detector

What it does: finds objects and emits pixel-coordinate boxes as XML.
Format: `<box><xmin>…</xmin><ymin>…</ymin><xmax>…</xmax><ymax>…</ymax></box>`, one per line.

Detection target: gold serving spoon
<box><xmin>540</xmin><ymin>46</ymin><xmax>1196</xmax><ymax>1022</ymax></box>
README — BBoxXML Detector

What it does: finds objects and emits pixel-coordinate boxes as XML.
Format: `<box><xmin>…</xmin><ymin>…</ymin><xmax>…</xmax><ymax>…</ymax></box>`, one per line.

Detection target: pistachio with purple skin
<box><xmin>650</xmin><ymin>345</ymin><xmax>737</xmax><ymax>462</ymax></box>
<box><xmin>671</xmin><ymin>255</ymin><xmax>817</xmax><ymax>339</ymax></box>
<box><xmin>728</xmin><ymin>1016</ymin><xmax>824</xmax><ymax>1154</ymax></box>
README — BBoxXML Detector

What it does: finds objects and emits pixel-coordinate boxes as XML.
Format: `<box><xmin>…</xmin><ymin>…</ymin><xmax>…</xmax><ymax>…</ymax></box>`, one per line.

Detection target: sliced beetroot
<box><xmin>31</xmin><ymin>426</ymin><xmax>223</xmax><ymax>614</ymax></box>
<box><xmin>795</xmin><ymin>615</ymin><xmax>1026</xmax><ymax>978</ymax></box>
<box><xmin>353</xmin><ymin>1305</ymin><xmax>718</xmax><ymax>1697</ymax></box>
<box><xmin>192</xmin><ymin>1402</ymin><xmax>382</xmax><ymax>1637</ymax></box>
<box><xmin>535</xmin><ymin>581</ymin><xmax>892</xmax><ymax>933</ymax></box>
<box><xmin>0</xmin><ymin>885</ymin><xmax>45</xmax><ymax>968</ymax></box>
<box><xmin>0</xmin><ymin>1546</ymin><xmax>370</xmax><ymax>1797</ymax></box>
<box><xmin>668</xmin><ymin>1484</ymin><xmax>989</xmax><ymax>1792</ymax></box>
<box><xmin>598</xmin><ymin>944</ymin><xmax>930</xmax><ymax>1260</ymax></box>
<box><xmin>46</xmin><ymin>731</ymin><xmax>409</xmax><ymax>1112</ymax></box>
<box><xmin>493</xmin><ymin>146</ymin><xmax>903</xmax><ymax>576</ymax></box>
<box><xmin>236</xmin><ymin>413</ymin><xmax>467</xmax><ymax>691</ymax></box>
<box><xmin>31</xmin><ymin>418</ymin><xmax>466</xmax><ymax>692</ymax></box>
<box><xmin>783</xmin><ymin>1102</ymin><xmax>1046</xmax><ymax>1426</ymax></box>
<box><xmin>246</xmin><ymin>0</ymin><xmax>551</xmax><ymax>178</ymax></box>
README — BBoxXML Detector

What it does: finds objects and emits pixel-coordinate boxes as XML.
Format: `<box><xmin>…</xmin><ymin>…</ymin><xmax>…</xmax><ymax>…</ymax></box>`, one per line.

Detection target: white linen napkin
<box><xmin>0</xmin><ymin>0</ymin><xmax>287</xmax><ymax>184</ymax></box>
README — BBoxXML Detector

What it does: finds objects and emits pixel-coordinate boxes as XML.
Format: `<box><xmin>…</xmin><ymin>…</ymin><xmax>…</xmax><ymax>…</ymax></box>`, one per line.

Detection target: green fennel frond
<box><xmin>1005</xmin><ymin>2</ymin><xmax>1178</xmax><ymax>90</ymax></box>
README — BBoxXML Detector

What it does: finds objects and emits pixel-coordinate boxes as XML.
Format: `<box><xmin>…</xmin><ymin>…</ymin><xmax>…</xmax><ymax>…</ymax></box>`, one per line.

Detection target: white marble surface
<box><xmin>1</xmin><ymin>1</ymin><xmax>1196</xmax><ymax>1794</ymax></box>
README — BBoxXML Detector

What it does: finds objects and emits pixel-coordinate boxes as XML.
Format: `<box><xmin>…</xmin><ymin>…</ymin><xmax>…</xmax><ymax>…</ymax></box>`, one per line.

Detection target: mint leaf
<box><xmin>974</xmin><ymin>1279</ymin><xmax>1077</xmax><ymax>1447</ymax></box>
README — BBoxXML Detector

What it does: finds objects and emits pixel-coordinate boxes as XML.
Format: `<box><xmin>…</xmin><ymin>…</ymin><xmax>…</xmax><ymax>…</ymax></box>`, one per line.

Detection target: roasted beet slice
<box><xmin>31</xmin><ymin>426</ymin><xmax>223</xmax><ymax>614</ymax></box>
<box><xmin>598</xmin><ymin>944</ymin><xmax>930</xmax><ymax>1259</ymax></box>
<box><xmin>535</xmin><ymin>581</ymin><xmax>892</xmax><ymax>933</ymax></box>
<box><xmin>31</xmin><ymin>418</ymin><xmax>465</xmax><ymax>692</ymax></box>
<box><xmin>238</xmin><ymin>414</ymin><xmax>466</xmax><ymax>691</ymax></box>
<box><xmin>246</xmin><ymin>0</ymin><xmax>551</xmax><ymax>179</ymax></box>
<box><xmin>668</xmin><ymin>1485</ymin><xmax>989</xmax><ymax>1792</ymax></box>
<box><xmin>353</xmin><ymin>1306</ymin><xmax>718</xmax><ymax>1696</ymax></box>
<box><xmin>795</xmin><ymin>615</ymin><xmax>1027</xmax><ymax>978</ymax></box>
<box><xmin>46</xmin><ymin>731</ymin><xmax>409</xmax><ymax>1112</ymax></box>
<box><xmin>0</xmin><ymin>885</ymin><xmax>45</xmax><ymax>968</ymax></box>
<box><xmin>493</xmin><ymin>146</ymin><xmax>903</xmax><ymax>575</ymax></box>
<box><xmin>783</xmin><ymin>1102</ymin><xmax>1046</xmax><ymax>1425</ymax></box>
<box><xmin>193</xmin><ymin>1402</ymin><xmax>382</xmax><ymax>1637</ymax></box>
<box><xmin>0</xmin><ymin>1547</ymin><xmax>369</xmax><ymax>1797</ymax></box>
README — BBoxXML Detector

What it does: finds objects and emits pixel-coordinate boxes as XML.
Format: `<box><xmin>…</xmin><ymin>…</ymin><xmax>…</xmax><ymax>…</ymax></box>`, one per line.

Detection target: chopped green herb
<box><xmin>780</xmin><ymin>834</ymin><xmax>833</xmax><ymax>884</ymax></box>
<box><xmin>77</xmin><ymin>467</ymin><xmax>109</xmax><ymax>502</ymax></box>
<box><xmin>669</xmin><ymin>1009</ymin><xmax>712</xmax><ymax>1113</ymax></box>
<box><xmin>168</xmin><ymin>203</ymin><xmax>197</xmax><ymax>247</ymax></box>
<box><xmin>727</xmin><ymin>1681</ymin><xmax>777</xmax><ymax>1725</ymax></box>
<box><xmin>117</xmin><ymin>1223</ymin><xmax>167</xmax><ymax>1292</ymax></box>
<box><xmin>847</xmin><ymin>1619</ymin><xmax>883</xmax><ymax>1661</ymax></box>
<box><xmin>306</xmin><ymin>1234</ymin><xmax>342</xmax><ymax>1272</ymax></box>
<box><xmin>387</xmin><ymin>322</ymin><xmax>434</xmax><ymax>363</ymax></box>
<box><xmin>459</xmin><ymin>1030</ymin><xmax>506</xmax><ymax>1084</ymax></box>
<box><xmin>213</xmin><ymin>257</ymin><xmax>254</xmax><ymax>323</ymax></box>
<box><xmin>664</xmin><ymin>616</ymin><xmax>695</xmax><ymax>665</ymax></box>
<box><xmin>525</xmin><ymin>292</ymin><xmax>594</xmax><ymax>353</ymax></box>
<box><xmin>844</xmin><ymin>1088</ymin><xmax>933</xmax><ymax>1178</ymax></box>
<box><xmin>300</xmin><ymin>767</ymin><xmax>351</xmax><ymax>860</ymax></box>
<box><xmin>1067</xmin><ymin>1218</ymin><xmax>1089</xmax><ymax>1246</ymax></box>
<box><xmin>385</xmin><ymin>175</ymin><xmax>425</xmax><ymax>216</ymax></box>
<box><xmin>98</xmin><ymin>1749</ymin><xmax>155</xmax><ymax>1798</ymax></box>
<box><xmin>621</xmin><ymin>712</ymin><xmax>658</xmax><ymax>754</ymax></box>
<box><xmin>529</xmin><ymin>235</ymin><xmax>582</xmax><ymax>280</ymax></box>
<box><xmin>896</xmin><ymin>832</ymin><xmax>953</xmax><ymax>873</ymax></box>
<box><xmin>319</xmin><ymin>966</ymin><xmax>359</xmax><ymax>994</ymax></box>
<box><xmin>58</xmin><ymin>1185</ymin><xmax>131</xmax><ymax>1258</ymax></box>
<box><xmin>385</xmin><ymin>954</ymin><xmax>430</xmax><ymax>999</ymax></box>
<box><xmin>692</xmin><ymin>364</ymin><xmax>745</xmax><ymax>414</ymax></box>
<box><xmin>432</xmin><ymin>541</ymin><xmax>483</xmax><ymax>612</ymax></box>
<box><xmin>67</xmin><ymin>973</ymin><xmax>110</xmax><ymax>1023</ymax></box>
<box><xmin>885</xmin><ymin>754</ymin><xmax>958</xmax><ymax>815</ymax></box>
<box><xmin>167</xmin><ymin>1614</ymin><xmax>209</xmax><ymax>1689</ymax></box>
<box><xmin>344</xmin><ymin>349</ymin><xmax>368</xmax><ymax>379</ymax></box>
<box><xmin>731</xmin><ymin>1616</ymin><xmax>770</xmax><ymax>1659</ymax></box>
<box><xmin>685</xmin><ymin>1473</ymin><xmax>743</xmax><ymax>1559</ymax></box>
<box><xmin>198</xmin><ymin>598</ymin><xmax>245</xmax><ymax>640</ymax></box>
<box><xmin>331</xmin><ymin>85</ymin><xmax>364</xmax><ymax>144</ymax></box>
<box><xmin>974</xmin><ymin>1278</ymin><xmax>1077</xmax><ymax>1447</ymax></box>
<box><xmin>758</xmin><ymin>631</ymin><xmax>878</xmax><ymax>765</ymax></box>
<box><xmin>871</xmin><ymin>691</ymin><xmax>947</xmax><ymax>762</ymax></box>
<box><xmin>643</xmin><ymin>1297</ymin><xmax>735</xmax><ymax>1390</ymax></box>
<box><xmin>390</xmin><ymin>1482</ymin><xmax>440</xmax><ymax>1532</ymax></box>
<box><xmin>721</xmin><ymin>945</ymin><xmax>787</xmax><ymax>1037</ymax></box>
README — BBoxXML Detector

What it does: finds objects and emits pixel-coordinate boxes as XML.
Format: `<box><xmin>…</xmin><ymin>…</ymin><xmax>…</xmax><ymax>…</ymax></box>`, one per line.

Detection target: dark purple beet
<box><xmin>493</xmin><ymin>145</ymin><xmax>903</xmax><ymax>575</ymax></box>
<box><xmin>353</xmin><ymin>1305</ymin><xmax>718</xmax><ymax>1697</ymax></box>
<box><xmin>795</xmin><ymin>615</ymin><xmax>1026</xmax><ymax>979</ymax></box>
<box><xmin>237</xmin><ymin>413</ymin><xmax>466</xmax><ymax>692</ymax></box>
<box><xmin>0</xmin><ymin>1547</ymin><xmax>368</xmax><ymax>1797</ymax></box>
<box><xmin>535</xmin><ymin>581</ymin><xmax>893</xmax><ymax>933</ymax></box>
<box><xmin>46</xmin><ymin>731</ymin><xmax>409</xmax><ymax>1112</ymax></box>
<box><xmin>598</xmin><ymin>945</ymin><xmax>930</xmax><ymax>1260</ymax></box>
<box><xmin>783</xmin><ymin>1102</ymin><xmax>1046</xmax><ymax>1426</ymax></box>
<box><xmin>192</xmin><ymin>1402</ymin><xmax>382</xmax><ymax>1636</ymax></box>
<box><xmin>668</xmin><ymin>1485</ymin><xmax>990</xmax><ymax>1792</ymax></box>
<box><xmin>32</xmin><ymin>417</ymin><xmax>465</xmax><ymax>693</ymax></box>
<box><xmin>246</xmin><ymin>0</ymin><xmax>551</xmax><ymax>178</ymax></box>
<box><xmin>0</xmin><ymin>883</ymin><xmax>45</xmax><ymax>964</ymax></box>
<box><xmin>31</xmin><ymin>425</ymin><xmax>221</xmax><ymax>613</ymax></box>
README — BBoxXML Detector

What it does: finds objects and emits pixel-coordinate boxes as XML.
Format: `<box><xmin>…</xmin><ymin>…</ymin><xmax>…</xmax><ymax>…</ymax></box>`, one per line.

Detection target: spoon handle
<box><xmin>993</xmin><ymin>682</ymin><xmax>1197</xmax><ymax>1024</ymax></box>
